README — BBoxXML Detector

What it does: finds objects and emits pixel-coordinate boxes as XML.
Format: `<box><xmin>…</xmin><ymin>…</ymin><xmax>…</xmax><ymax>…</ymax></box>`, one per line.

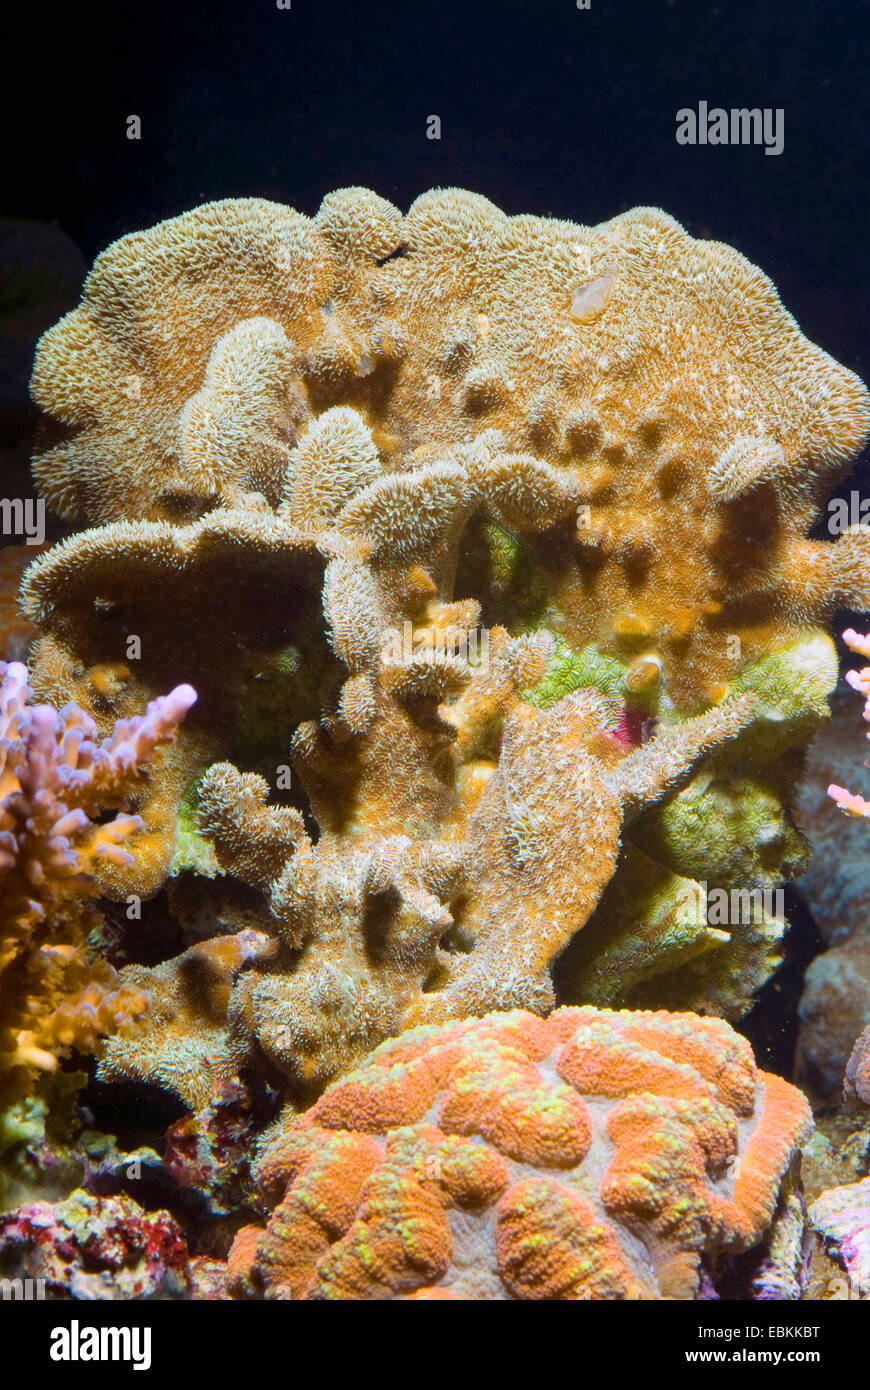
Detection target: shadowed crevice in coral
<box><xmin>739</xmin><ymin>886</ymin><xmax>825</xmax><ymax>1078</ymax></box>
<box><xmin>77</xmin><ymin>1071</ymin><xmax>188</xmax><ymax>1155</ymax></box>
<box><xmin>98</xmin><ymin>890</ymin><xmax>186</xmax><ymax>968</ymax></box>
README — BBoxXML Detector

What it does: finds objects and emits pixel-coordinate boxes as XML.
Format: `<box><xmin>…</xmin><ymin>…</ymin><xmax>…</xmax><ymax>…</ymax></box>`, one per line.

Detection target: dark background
<box><xmin>5</xmin><ymin>0</ymin><xmax>870</xmax><ymax>372</ymax></box>
<box><xmin>3</xmin><ymin>1</ymin><xmax>869</xmax><ymax>616</ymax></box>
<box><xmin>5</xmin><ymin>0</ymin><xmax>870</xmax><ymax>522</ymax></box>
<box><xmin>4</xmin><ymin>0</ymin><xmax>870</xmax><ymax>410</ymax></box>
<box><xmin>5</xmin><ymin>0</ymin><xmax>867</xmax><ymax>411</ymax></box>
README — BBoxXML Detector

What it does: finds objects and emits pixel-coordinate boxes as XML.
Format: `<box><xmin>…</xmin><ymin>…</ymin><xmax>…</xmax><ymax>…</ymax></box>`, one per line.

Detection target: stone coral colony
<box><xmin>227</xmin><ymin>1008</ymin><xmax>812</xmax><ymax>1301</ymax></box>
<box><xmin>4</xmin><ymin>188</ymin><xmax>870</xmax><ymax>1300</ymax></box>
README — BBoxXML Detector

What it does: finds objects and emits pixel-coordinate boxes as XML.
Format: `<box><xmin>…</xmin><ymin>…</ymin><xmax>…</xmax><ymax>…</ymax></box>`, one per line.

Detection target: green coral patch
<box><xmin>521</xmin><ymin>634</ymin><xmax>626</xmax><ymax>707</ymax></box>
<box><xmin>630</xmin><ymin>633</ymin><xmax>836</xmax><ymax>888</ymax></box>
<box><xmin>170</xmin><ymin>772</ymin><xmax>220</xmax><ymax>877</ymax></box>
<box><xmin>555</xmin><ymin>845</ymin><xmax>728</xmax><ymax>1007</ymax></box>
<box><xmin>555</xmin><ymin>844</ymin><xmax>786</xmax><ymax>1021</ymax></box>
<box><xmin>631</xmin><ymin>773</ymin><xmax>808</xmax><ymax>887</ymax></box>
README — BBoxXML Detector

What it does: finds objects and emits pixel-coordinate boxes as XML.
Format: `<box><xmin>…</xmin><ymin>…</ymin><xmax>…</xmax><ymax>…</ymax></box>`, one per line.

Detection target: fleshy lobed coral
<box><xmin>226</xmin><ymin>1005</ymin><xmax>812</xmax><ymax>1301</ymax></box>
<box><xmin>29</xmin><ymin>191</ymin><xmax>870</xmax><ymax>712</ymax></box>
<box><xmin>21</xmin><ymin>191</ymin><xmax>869</xmax><ymax>1112</ymax></box>
<box><xmin>99</xmin><ymin>931</ymin><xmax>274</xmax><ymax>1109</ymax></box>
<box><xmin>96</xmin><ymin>615</ymin><xmax>758</xmax><ymax>1102</ymax></box>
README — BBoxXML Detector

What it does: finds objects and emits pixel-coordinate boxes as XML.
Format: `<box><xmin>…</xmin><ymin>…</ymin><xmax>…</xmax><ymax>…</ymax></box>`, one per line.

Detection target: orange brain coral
<box><xmin>228</xmin><ymin>1006</ymin><xmax>812</xmax><ymax>1300</ymax></box>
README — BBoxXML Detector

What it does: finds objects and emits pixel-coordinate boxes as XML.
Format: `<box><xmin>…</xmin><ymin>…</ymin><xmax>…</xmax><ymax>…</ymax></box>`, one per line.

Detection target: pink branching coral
<box><xmin>828</xmin><ymin>628</ymin><xmax>870</xmax><ymax>818</ymax></box>
<box><xmin>0</xmin><ymin>660</ymin><xmax>196</xmax><ymax>1098</ymax></box>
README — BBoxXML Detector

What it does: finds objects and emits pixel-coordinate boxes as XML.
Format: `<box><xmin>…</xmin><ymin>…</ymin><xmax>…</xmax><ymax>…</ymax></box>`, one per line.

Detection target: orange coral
<box><xmin>98</xmin><ymin>931</ymin><xmax>274</xmax><ymax>1109</ymax></box>
<box><xmin>227</xmin><ymin>1006</ymin><xmax>812</xmax><ymax>1300</ymax></box>
<box><xmin>23</xmin><ymin>193</ymin><xmax>869</xmax><ymax>1103</ymax></box>
<box><xmin>20</xmin><ymin>513</ymin><xmax>328</xmax><ymax>897</ymax></box>
<box><xmin>23</xmin><ymin>400</ymin><xmax>764</xmax><ymax>1098</ymax></box>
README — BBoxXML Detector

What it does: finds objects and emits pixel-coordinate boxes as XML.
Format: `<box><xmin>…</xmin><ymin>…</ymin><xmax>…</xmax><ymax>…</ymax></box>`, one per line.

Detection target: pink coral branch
<box><xmin>0</xmin><ymin>661</ymin><xmax>198</xmax><ymax>1088</ymax></box>
<box><xmin>90</xmin><ymin>685</ymin><xmax>197</xmax><ymax>783</ymax></box>
<box><xmin>0</xmin><ymin>661</ymin><xmax>197</xmax><ymax>920</ymax></box>
<box><xmin>828</xmin><ymin>629</ymin><xmax>870</xmax><ymax>818</ymax></box>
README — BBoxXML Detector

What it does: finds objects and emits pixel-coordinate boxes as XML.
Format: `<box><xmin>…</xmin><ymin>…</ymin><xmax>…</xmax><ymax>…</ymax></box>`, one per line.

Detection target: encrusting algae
<box><xmin>2</xmin><ymin>188</ymin><xmax>869</xmax><ymax>1298</ymax></box>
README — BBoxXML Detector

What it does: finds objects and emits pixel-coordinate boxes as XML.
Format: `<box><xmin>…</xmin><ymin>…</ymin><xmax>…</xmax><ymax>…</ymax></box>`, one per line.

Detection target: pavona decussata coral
<box><xmin>18</xmin><ymin>189</ymin><xmax>870</xmax><ymax>1105</ymax></box>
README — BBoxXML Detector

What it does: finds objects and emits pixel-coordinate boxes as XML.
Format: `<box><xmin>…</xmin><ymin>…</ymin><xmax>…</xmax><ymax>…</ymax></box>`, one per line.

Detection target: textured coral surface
<box><xmin>95</xmin><ymin>645</ymin><xmax>757</xmax><ymax>1103</ymax></box>
<box><xmin>0</xmin><ymin>1188</ymin><xmax>194</xmax><ymax>1298</ymax></box>
<box><xmin>12</xmin><ymin>191</ymin><xmax>870</xmax><ymax>1303</ymax></box>
<box><xmin>29</xmin><ymin>189</ymin><xmax>870</xmax><ymax>710</ymax></box>
<box><xmin>228</xmin><ymin>1006</ymin><xmax>812</xmax><ymax>1301</ymax></box>
<box><xmin>22</xmin><ymin>189</ymin><xmax>869</xmax><ymax>1106</ymax></box>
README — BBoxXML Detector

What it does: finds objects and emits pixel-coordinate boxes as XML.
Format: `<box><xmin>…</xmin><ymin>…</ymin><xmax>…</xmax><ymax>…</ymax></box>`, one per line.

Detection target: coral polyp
<box><xmin>22</xmin><ymin>197</ymin><xmax>868</xmax><ymax>1103</ymax></box>
<box><xmin>98</xmin><ymin>655</ymin><xmax>754</xmax><ymax>1101</ymax></box>
<box><xmin>29</xmin><ymin>191</ymin><xmax>870</xmax><ymax>709</ymax></box>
